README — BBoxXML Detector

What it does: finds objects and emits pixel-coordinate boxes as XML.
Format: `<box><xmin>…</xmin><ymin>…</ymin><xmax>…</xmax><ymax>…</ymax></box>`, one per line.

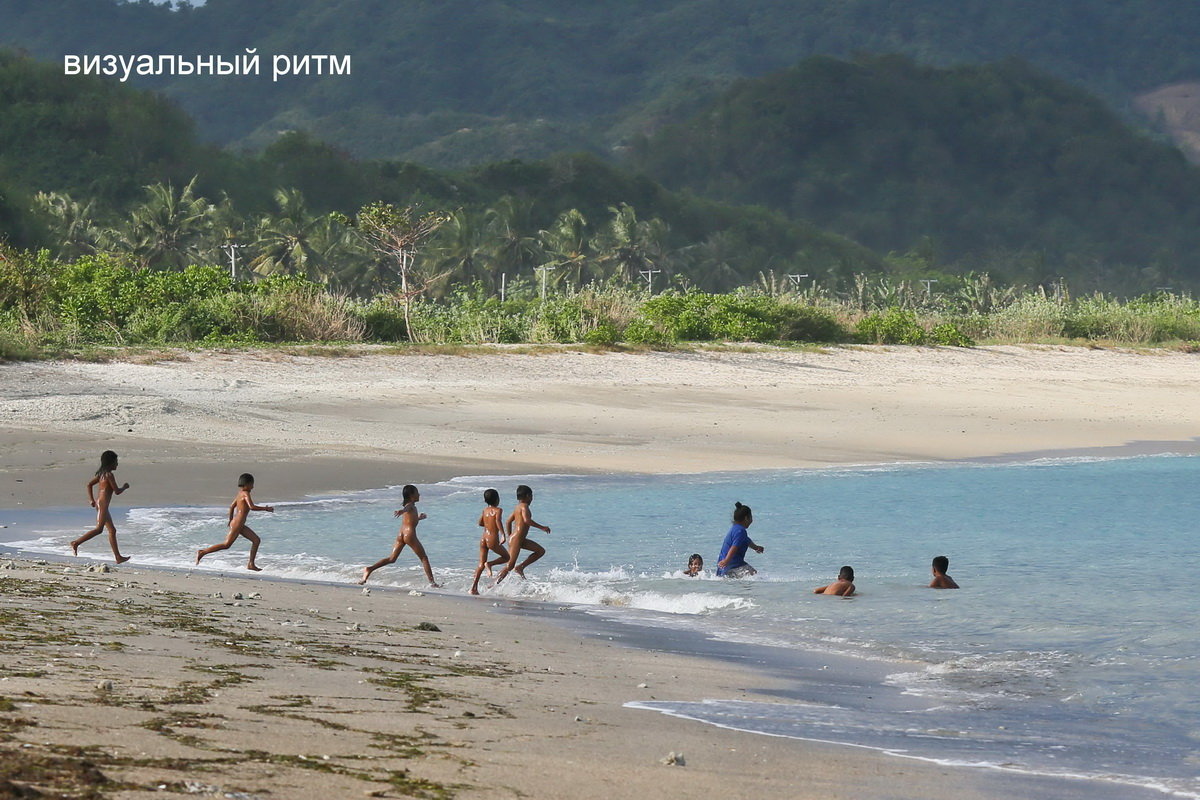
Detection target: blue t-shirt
<box><xmin>716</xmin><ymin>524</ymin><xmax>750</xmax><ymax>576</ymax></box>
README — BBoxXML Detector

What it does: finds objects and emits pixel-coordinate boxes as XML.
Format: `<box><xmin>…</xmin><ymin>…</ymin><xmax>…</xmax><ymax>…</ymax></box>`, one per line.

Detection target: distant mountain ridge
<box><xmin>629</xmin><ymin>55</ymin><xmax>1200</xmax><ymax>287</ymax></box>
<box><xmin>4</xmin><ymin>0</ymin><xmax>1200</xmax><ymax>165</ymax></box>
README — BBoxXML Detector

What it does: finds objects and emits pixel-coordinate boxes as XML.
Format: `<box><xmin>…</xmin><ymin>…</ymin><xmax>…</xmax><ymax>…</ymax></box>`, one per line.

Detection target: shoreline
<box><xmin>3</xmin><ymin>347</ymin><xmax>1199</xmax><ymax>798</ymax></box>
<box><xmin>0</xmin><ymin>554</ymin><xmax>1176</xmax><ymax>800</ymax></box>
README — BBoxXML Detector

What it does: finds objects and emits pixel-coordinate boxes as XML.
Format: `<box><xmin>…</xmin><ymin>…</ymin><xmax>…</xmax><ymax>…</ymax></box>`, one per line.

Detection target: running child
<box><xmin>470</xmin><ymin>488</ymin><xmax>510</xmax><ymax>595</ymax></box>
<box><xmin>196</xmin><ymin>473</ymin><xmax>273</xmax><ymax>571</ymax></box>
<box><xmin>359</xmin><ymin>484</ymin><xmax>439</xmax><ymax>587</ymax></box>
<box><xmin>494</xmin><ymin>484</ymin><xmax>550</xmax><ymax>584</ymax></box>
<box><xmin>716</xmin><ymin>502</ymin><xmax>764</xmax><ymax>578</ymax></box>
<box><xmin>928</xmin><ymin>555</ymin><xmax>960</xmax><ymax>589</ymax></box>
<box><xmin>71</xmin><ymin>450</ymin><xmax>131</xmax><ymax>563</ymax></box>
<box><xmin>814</xmin><ymin>565</ymin><xmax>856</xmax><ymax>596</ymax></box>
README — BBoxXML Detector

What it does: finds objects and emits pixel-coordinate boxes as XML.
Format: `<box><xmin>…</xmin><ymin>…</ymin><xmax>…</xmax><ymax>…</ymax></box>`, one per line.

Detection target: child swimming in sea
<box><xmin>814</xmin><ymin>565</ymin><xmax>856</xmax><ymax>596</ymax></box>
<box><xmin>196</xmin><ymin>473</ymin><xmax>273</xmax><ymax>571</ymax></box>
<box><xmin>495</xmin><ymin>484</ymin><xmax>551</xmax><ymax>584</ymax></box>
<box><xmin>71</xmin><ymin>450</ymin><xmax>131</xmax><ymax>563</ymax></box>
<box><xmin>928</xmin><ymin>555</ymin><xmax>960</xmax><ymax>589</ymax></box>
<box><xmin>359</xmin><ymin>484</ymin><xmax>439</xmax><ymax>587</ymax></box>
<box><xmin>716</xmin><ymin>502</ymin><xmax>764</xmax><ymax>578</ymax></box>
<box><xmin>683</xmin><ymin>553</ymin><xmax>704</xmax><ymax>577</ymax></box>
<box><xmin>469</xmin><ymin>488</ymin><xmax>510</xmax><ymax>595</ymax></box>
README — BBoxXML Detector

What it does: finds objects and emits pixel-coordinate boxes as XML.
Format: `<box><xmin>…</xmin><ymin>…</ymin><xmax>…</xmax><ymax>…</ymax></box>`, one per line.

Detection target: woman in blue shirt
<box><xmin>716</xmin><ymin>502</ymin><xmax>765</xmax><ymax>577</ymax></box>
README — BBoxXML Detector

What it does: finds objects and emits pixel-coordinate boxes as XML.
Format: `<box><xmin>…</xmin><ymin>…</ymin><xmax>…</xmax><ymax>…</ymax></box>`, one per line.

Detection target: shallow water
<box><xmin>8</xmin><ymin>455</ymin><xmax>1200</xmax><ymax>796</ymax></box>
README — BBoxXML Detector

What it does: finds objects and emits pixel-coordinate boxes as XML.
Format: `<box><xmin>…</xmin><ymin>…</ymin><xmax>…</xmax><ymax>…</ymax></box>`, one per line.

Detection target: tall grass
<box><xmin>2</xmin><ymin>248</ymin><xmax>1199</xmax><ymax>358</ymax></box>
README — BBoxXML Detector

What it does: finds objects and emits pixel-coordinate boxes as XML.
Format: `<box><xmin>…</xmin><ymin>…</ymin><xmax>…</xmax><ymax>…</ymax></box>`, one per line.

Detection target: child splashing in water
<box><xmin>360</xmin><ymin>484</ymin><xmax>439</xmax><ymax>587</ymax></box>
<box><xmin>196</xmin><ymin>473</ymin><xmax>273</xmax><ymax>571</ymax></box>
<box><xmin>71</xmin><ymin>450</ymin><xmax>131</xmax><ymax>563</ymax></box>
<box><xmin>495</xmin><ymin>484</ymin><xmax>551</xmax><ymax>584</ymax></box>
<box><xmin>470</xmin><ymin>488</ymin><xmax>510</xmax><ymax>595</ymax></box>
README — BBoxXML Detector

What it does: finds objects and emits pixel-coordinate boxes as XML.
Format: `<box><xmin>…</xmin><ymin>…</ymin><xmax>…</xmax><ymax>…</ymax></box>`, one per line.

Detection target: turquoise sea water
<box><xmin>7</xmin><ymin>455</ymin><xmax>1200</xmax><ymax>797</ymax></box>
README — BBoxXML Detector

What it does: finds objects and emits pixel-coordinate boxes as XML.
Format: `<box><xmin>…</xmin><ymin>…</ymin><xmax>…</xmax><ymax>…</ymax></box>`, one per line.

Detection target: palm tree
<box><xmin>33</xmin><ymin>191</ymin><xmax>102</xmax><ymax>260</ymax></box>
<box><xmin>592</xmin><ymin>203</ymin><xmax>670</xmax><ymax>287</ymax></box>
<box><xmin>249</xmin><ymin>189</ymin><xmax>331</xmax><ymax>282</ymax></box>
<box><xmin>538</xmin><ymin>209</ymin><xmax>592</xmax><ymax>291</ymax></box>
<box><xmin>426</xmin><ymin>208</ymin><xmax>493</xmax><ymax>297</ymax></box>
<box><xmin>485</xmin><ymin>195</ymin><xmax>543</xmax><ymax>282</ymax></box>
<box><xmin>106</xmin><ymin>177</ymin><xmax>215</xmax><ymax>270</ymax></box>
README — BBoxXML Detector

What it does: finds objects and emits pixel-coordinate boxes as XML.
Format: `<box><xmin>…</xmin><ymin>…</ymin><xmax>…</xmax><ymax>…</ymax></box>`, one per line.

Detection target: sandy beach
<box><xmin>2</xmin><ymin>345</ymin><xmax>1198</xmax><ymax>799</ymax></box>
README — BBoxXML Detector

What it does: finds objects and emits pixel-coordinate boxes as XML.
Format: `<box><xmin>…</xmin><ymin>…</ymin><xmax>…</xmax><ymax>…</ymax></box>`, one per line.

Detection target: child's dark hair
<box><xmin>689</xmin><ymin>553</ymin><xmax>703</xmax><ymax>564</ymax></box>
<box><xmin>238</xmin><ymin>473</ymin><xmax>254</xmax><ymax>488</ymax></box>
<box><xmin>732</xmin><ymin>501</ymin><xmax>752</xmax><ymax>524</ymax></box>
<box><xmin>932</xmin><ymin>555</ymin><xmax>950</xmax><ymax>574</ymax></box>
<box><xmin>838</xmin><ymin>565</ymin><xmax>855</xmax><ymax>581</ymax></box>
<box><xmin>96</xmin><ymin>450</ymin><xmax>118</xmax><ymax>477</ymax></box>
<box><xmin>402</xmin><ymin>484</ymin><xmax>419</xmax><ymax>503</ymax></box>
<box><xmin>483</xmin><ymin>488</ymin><xmax>500</xmax><ymax>507</ymax></box>
<box><xmin>516</xmin><ymin>484</ymin><xmax>533</xmax><ymax>502</ymax></box>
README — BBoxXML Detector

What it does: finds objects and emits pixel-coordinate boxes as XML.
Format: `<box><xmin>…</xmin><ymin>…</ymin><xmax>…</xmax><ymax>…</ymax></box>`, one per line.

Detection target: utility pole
<box><xmin>500</xmin><ymin>272</ymin><xmax>507</xmax><ymax>303</ymax></box>
<box><xmin>920</xmin><ymin>278</ymin><xmax>938</xmax><ymax>302</ymax></box>
<box><xmin>535</xmin><ymin>265</ymin><xmax>556</xmax><ymax>301</ymax></box>
<box><xmin>225</xmin><ymin>243</ymin><xmax>244</xmax><ymax>281</ymax></box>
<box><xmin>639</xmin><ymin>268</ymin><xmax>662</xmax><ymax>293</ymax></box>
<box><xmin>787</xmin><ymin>273</ymin><xmax>810</xmax><ymax>290</ymax></box>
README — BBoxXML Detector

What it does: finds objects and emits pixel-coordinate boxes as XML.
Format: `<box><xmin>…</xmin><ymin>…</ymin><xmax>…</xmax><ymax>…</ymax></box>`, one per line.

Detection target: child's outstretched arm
<box><xmin>247</xmin><ymin>493</ymin><xmax>274</xmax><ymax>513</ymax></box>
<box><xmin>110</xmin><ymin>474</ymin><xmax>129</xmax><ymax>495</ymax></box>
<box><xmin>748</xmin><ymin>538</ymin><xmax>764</xmax><ymax>554</ymax></box>
<box><xmin>530</xmin><ymin>517</ymin><xmax>551</xmax><ymax>534</ymax></box>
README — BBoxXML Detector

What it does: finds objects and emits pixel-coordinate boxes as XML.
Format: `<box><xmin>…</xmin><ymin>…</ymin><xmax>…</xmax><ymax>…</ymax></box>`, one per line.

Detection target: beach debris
<box><xmin>233</xmin><ymin>592</ymin><xmax>244</xmax><ymax>600</ymax></box>
<box><xmin>637</xmin><ymin>683</ymin><xmax>648</xmax><ymax>689</ymax></box>
<box><xmin>347</xmin><ymin>606</ymin><xmax>355</xmax><ymax>612</ymax></box>
<box><xmin>452</xmin><ymin>650</ymin><xmax>462</xmax><ymax>659</ymax></box>
<box><xmin>347</xmin><ymin>622</ymin><xmax>362</xmax><ymax>631</ymax></box>
<box><xmin>210</xmin><ymin>592</ymin><xmax>223</xmax><ymax>598</ymax></box>
<box><xmin>408</xmin><ymin>589</ymin><xmax>424</xmax><ymax>597</ymax></box>
<box><xmin>462</xmin><ymin>711</ymin><xmax>476</xmax><ymax>718</ymax></box>
<box><xmin>32</xmin><ymin>560</ymin><xmax>47</xmax><ymax>566</ymax></box>
<box><xmin>116</xmin><ymin>597</ymin><xmax>133</xmax><ymax>606</ymax></box>
<box><xmin>96</xmin><ymin>680</ymin><xmax>115</xmax><ymax>692</ymax></box>
<box><xmin>248</xmin><ymin>592</ymin><xmax>262</xmax><ymax>600</ymax></box>
<box><xmin>659</xmin><ymin>751</ymin><xmax>686</xmax><ymax>767</ymax></box>
<box><xmin>85</xmin><ymin>563</ymin><xmax>111</xmax><ymax>573</ymax></box>
<box><xmin>1</xmin><ymin>561</ymin><xmax>15</xmax><ymax>570</ymax></box>
<box><xmin>416</xmin><ymin>622</ymin><xmax>441</xmax><ymax>632</ymax></box>
<box><xmin>361</xmin><ymin>587</ymin><xmax>370</xmax><ymax>595</ymax></box>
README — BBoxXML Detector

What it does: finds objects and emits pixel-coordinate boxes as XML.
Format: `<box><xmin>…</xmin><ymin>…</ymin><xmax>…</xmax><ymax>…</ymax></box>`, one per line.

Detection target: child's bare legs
<box><xmin>72</xmin><ymin>511</ymin><xmax>128</xmax><ymax>563</ymax></box>
<box><xmin>512</xmin><ymin>538</ymin><xmax>544</xmax><ymax>577</ymax></box>
<box><xmin>405</xmin><ymin>534</ymin><xmax>439</xmax><ymax>587</ymax></box>
<box><xmin>196</xmin><ymin>528</ymin><xmax>239</xmax><ymax>565</ymax></box>
<box><xmin>470</xmin><ymin>543</ymin><xmax>510</xmax><ymax>595</ymax></box>
<box><xmin>359</xmin><ymin>540</ymin><xmax>405</xmax><ymax>585</ymax></box>
<box><xmin>241</xmin><ymin>527</ymin><xmax>262</xmax><ymax>571</ymax></box>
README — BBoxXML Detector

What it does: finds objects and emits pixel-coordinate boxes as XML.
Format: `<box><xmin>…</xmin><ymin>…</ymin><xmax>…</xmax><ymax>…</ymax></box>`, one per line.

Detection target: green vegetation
<box><xmin>7</xmin><ymin>245</ymin><xmax>1200</xmax><ymax>359</ymax></box>
<box><xmin>3</xmin><ymin>0</ymin><xmax>1200</xmax><ymax>164</ymax></box>
<box><xmin>630</xmin><ymin>55</ymin><xmax>1200</xmax><ymax>290</ymax></box>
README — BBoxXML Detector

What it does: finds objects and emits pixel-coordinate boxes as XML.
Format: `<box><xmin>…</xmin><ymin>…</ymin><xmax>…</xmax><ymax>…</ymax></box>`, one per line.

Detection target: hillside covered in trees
<box><xmin>0</xmin><ymin>52</ymin><xmax>879</xmax><ymax>294</ymax></box>
<box><xmin>3</xmin><ymin>0</ymin><xmax>1200</xmax><ymax>165</ymax></box>
<box><xmin>629</xmin><ymin>56</ymin><xmax>1200</xmax><ymax>289</ymax></box>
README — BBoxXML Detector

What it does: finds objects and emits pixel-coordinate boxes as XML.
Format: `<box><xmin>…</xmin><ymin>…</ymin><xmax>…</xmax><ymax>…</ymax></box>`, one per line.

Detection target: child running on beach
<box><xmin>196</xmin><ymin>473</ymin><xmax>273</xmax><ymax>571</ymax></box>
<box><xmin>71</xmin><ymin>450</ymin><xmax>131</xmax><ymax>563</ymax></box>
<box><xmin>494</xmin><ymin>484</ymin><xmax>551</xmax><ymax>584</ymax></box>
<box><xmin>716</xmin><ymin>502</ymin><xmax>764</xmax><ymax>578</ymax></box>
<box><xmin>928</xmin><ymin>555</ymin><xmax>960</xmax><ymax>589</ymax></box>
<box><xmin>359</xmin><ymin>484</ymin><xmax>439</xmax><ymax>587</ymax></box>
<box><xmin>814</xmin><ymin>566</ymin><xmax>856</xmax><ymax>596</ymax></box>
<box><xmin>470</xmin><ymin>488</ymin><xmax>510</xmax><ymax>595</ymax></box>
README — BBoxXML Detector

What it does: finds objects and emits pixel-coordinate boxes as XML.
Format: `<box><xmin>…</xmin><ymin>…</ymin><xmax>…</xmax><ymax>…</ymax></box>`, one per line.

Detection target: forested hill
<box><xmin>4</xmin><ymin>0</ymin><xmax>1200</xmax><ymax>165</ymax></box>
<box><xmin>0</xmin><ymin>51</ymin><xmax>881</xmax><ymax>287</ymax></box>
<box><xmin>628</xmin><ymin>56</ymin><xmax>1200</xmax><ymax>286</ymax></box>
